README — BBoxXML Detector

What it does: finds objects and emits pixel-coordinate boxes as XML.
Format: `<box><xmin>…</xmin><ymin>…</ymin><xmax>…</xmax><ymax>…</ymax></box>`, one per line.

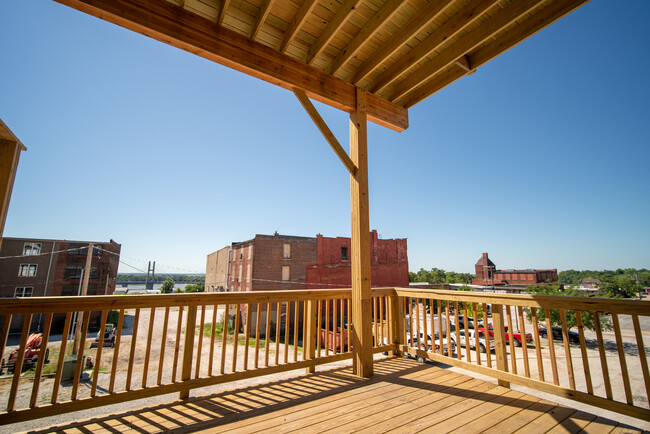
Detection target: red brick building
<box><xmin>472</xmin><ymin>252</ymin><xmax>557</xmax><ymax>286</ymax></box>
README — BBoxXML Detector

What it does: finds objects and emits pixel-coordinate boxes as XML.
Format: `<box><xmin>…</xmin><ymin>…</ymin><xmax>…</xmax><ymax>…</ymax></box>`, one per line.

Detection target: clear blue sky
<box><xmin>1</xmin><ymin>1</ymin><xmax>648</xmax><ymax>275</ymax></box>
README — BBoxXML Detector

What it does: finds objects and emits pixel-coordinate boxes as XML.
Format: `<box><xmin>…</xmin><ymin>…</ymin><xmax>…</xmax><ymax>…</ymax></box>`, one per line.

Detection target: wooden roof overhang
<box><xmin>54</xmin><ymin>0</ymin><xmax>590</xmax><ymax>133</ymax></box>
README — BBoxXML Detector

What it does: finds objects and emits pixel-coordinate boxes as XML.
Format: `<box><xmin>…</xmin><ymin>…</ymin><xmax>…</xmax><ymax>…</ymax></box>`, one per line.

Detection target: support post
<box><xmin>180</xmin><ymin>305</ymin><xmax>197</xmax><ymax>399</ymax></box>
<box><xmin>304</xmin><ymin>299</ymin><xmax>318</xmax><ymax>374</ymax></box>
<box><xmin>0</xmin><ymin>120</ymin><xmax>26</xmax><ymax>249</ymax></box>
<box><xmin>350</xmin><ymin>87</ymin><xmax>373</xmax><ymax>378</ymax></box>
<box><xmin>72</xmin><ymin>243</ymin><xmax>93</xmax><ymax>356</ymax></box>
<box><xmin>492</xmin><ymin>304</ymin><xmax>510</xmax><ymax>388</ymax></box>
<box><xmin>388</xmin><ymin>293</ymin><xmax>404</xmax><ymax>357</ymax></box>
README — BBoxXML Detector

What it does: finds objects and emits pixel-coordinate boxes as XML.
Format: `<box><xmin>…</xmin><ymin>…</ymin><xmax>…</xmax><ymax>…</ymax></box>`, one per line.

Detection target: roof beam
<box><xmin>329</xmin><ymin>0</ymin><xmax>404</xmax><ymax>75</ymax></box>
<box><xmin>386</xmin><ymin>0</ymin><xmax>545</xmax><ymax>102</ymax></box>
<box><xmin>368</xmin><ymin>0</ymin><xmax>496</xmax><ymax>93</ymax></box>
<box><xmin>305</xmin><ymin>0</ymin><xmax>363</xmax><ymax>65</ymax></box>
<box><xmin>54</xmin><ymin>0</ymin><xmax>408</xmax><ymax>132</ymax></box>
<box><xmin>398</xmin><ymin>0</ymin><xmax>592</xmax><ymax>108</ymax></box>
<box><xmin>217</xmin><ymin>0</ymin><xmax>230</xmax><ymax>25</ymax></box>
<box><xmin>250</xmin><ymin>0</ymin><xmax>275</xmax><ymax>40</ymax></box>
<box><xmin>278</xmin><ymin>0</ymin><xmax>318</xmax><ymax>53</ymax></box>
<box><xmin>350</xmin><ymin>0</ymin><xmax>454</xmax><ymax>85</ymax></box>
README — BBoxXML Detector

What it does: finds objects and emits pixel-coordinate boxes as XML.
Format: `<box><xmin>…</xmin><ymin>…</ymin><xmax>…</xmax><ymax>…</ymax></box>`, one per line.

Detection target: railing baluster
<box><xmin>243</xmin><ymin>303</ymin><xmax>251</xmax><ymax>371</ymax></box>
<box><xmin>429</xmin><ymin>299</ymin><xmax>435</xmax><ymax>355</ymax></box>
<box><xmin>52</xmin><ymin>312</ymin><xmax>72</xmax><ymax>403</ymax></box>
<box><xmin>0</xmin><ymin>314</ymin><xmax>12</xmax><ymax>369</ymax></box>
<box><xmin>518</xmin><ymin>306</ymin><xmax>530</xmax><ymax>378</ymax></box>
<box><xmin>325</xmin><ymin>298</ymin><xmax>330</xmax><ymax>355</ymax></box>
<box><xmin>172</xmin><ymin>306</ymin><xmax>183</xmax><ymax>382</ymax></box>
<box><xmin>438</xmin><ymin>300</ymin><xmax>444</xmax><ymax>356</ymax></box>
<box><xmin>126</xmin><ymin>308</ymin><xmax>140</xmax><ymax>390</ymax></box>
<box><xmin>632</xmin><ymin>314</ymin><xmax>650</xmax><ymax>404</ymax></box>
<box><xmin>347</xmin><ymin>298</ymin><xmax>351</xmax><ymax>353</ymax></box>
<box><xmin>305</xmin><ymin>299</ymin><xmax>317</xmax><ymax>373</ymax></box>
<box><xmin>158</xmin><ymin>306</ymin><xmax>170</xmax><ymax>385</ymax></box>
<box><xmin>180</xmin><ymin>305</ymin><xmax>197</xmax><ymax>399</ymax></box>
<box><xmin>30</xmin><ymin>312</ymin><xmax>53</xmax><ymax>408</ymax></box>
<box><xmin>302</xmin><ymin>301</ymin><xmax>308</xmax><ymax>360</ymax></box>
<box><xmin>294</xmin><ymin>300</ymin><xmax>299</xmax><ymax>361</ymax></box>
<box><xmin>445</xmin><ymin>301</ymin><xmax>451</xmax><ymax>357</ymax></box>
<box><xmin>531</xmin><ymin>307</ymin><xmax>544</xmax><ymax>381</ymax></box>
<box><xmin>92</xmin><ymin>310</ymin><xmax>108</xmax><ymax>396</ymax></box>
<box><xmin>492</xmin><ymin>304</ymin><xmax>510</xmax><ymax>388</ymax></box>
<box><xmin>195</xmin><ymin>305</ymin><xmax>206</xmax><ymax>378</ymax></box>
<box><xmin>220</xmin><ymin>304</ymin><xmax>228</xmax><ymax>374</ymax></box>
<box><xmin>544</xmin><ymin>308</ymin><xmax>559</xmax><ymax>386</ymax></box>
<box><xmin>454</xmin><ymin>301</ymin><xmax>461</xmax><ymax>360</ymax></box>
<box><xmin>317</xmin><ymin>300</ymin><xmax>322</xmax><ymax>358</ymax></box>
<box><xmin>110</xmin><ymin>308</ymin><xmax>125</xmax><ymax>392</ymax></box>
<box><xmin>284</xmin><ymin>301</ymin><xmax>290</xmax><ymax>362</ymax></box>
<box><xmin>380</xmin><ymin>296</ymin><xmax>385</xmax><ymax>349</ymax></box>
<box><xmin>415</xmin><ymin>297</ymin><xmax>421</xmax><ymax>351</ymax></box>
<box><xmin>265</xmin><ymin>302</ymin><xmax>271</xmax><ymax>367</ymax></box>
<box><xmin>482</xmin><ymin>302</ymin><xmax>491</xmax><ymax>368</ymax></box>
<box><xmin>472</xmin><ymin>302</ymin><xmax>480</xmax><ymax>366</ymax></box>
<box><xmin>560</xmin><ymin>309</ymin><xmax>575</xmax><ymax>389</ymax></box>
<box><xmin>7</xmin><ymin>313</ymin><xmax>33</xmax><ymax>411</ymax></box>
<box><xmin>506</xmin><ymin>305</ymin><xmax>517</xmax><ymax>374</ymax></box>
<box><xmin>575</xmin><ymin>310</ymin><xmax>592</xmax><ymax>394</ymax></box>
<box><xmin>143</xmin><ymin>307</ymin><xmax>156</xmax><ymax>387</ymax></box>
<box><xmin>612</xmin><ymin>313</ymin><xmax>633</xmax><ymax>405</ymax></box>
<box><xmin>254</xmin><ymin>302</ymin><xmax>262</xmax><ymax>369</ymax></box>
<box><xmin>463</xmin><ymin>303</ymin><xmax>471</xmax><ymax>363</ymax></box>
<box><xmin>593</xmin><ymin>311</ymin><xmax>612</xmax><ymax>399</ymax></box>
<box><xmin>232</xmin><ymin>304</ymin><xmax>240</xmax><ymax>372</ymax></box>
<box><xmin>275</xmin><ymin>301</ymin><xmax>281</xmax><ymax>365</ymax></box>
<box><xmin>332</xmin><ymin>298</ymin><xmax>338</xmax><ymax>355</ymax></box>
<box><xmin>422</xmin><ymin>298</ymin><xmax>428</xmax><ymax>354</ymax></box>
<box><xmin>71</xmin><ymin>311</ymin><xmax>90</xmax><ymax>400</ymax></box>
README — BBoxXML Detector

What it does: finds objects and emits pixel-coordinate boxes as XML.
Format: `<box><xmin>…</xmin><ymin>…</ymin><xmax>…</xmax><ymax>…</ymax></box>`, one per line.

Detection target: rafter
<box><xmin>250</xmin><ymin>0</ymin><xmax>275</xmax><ymax>40</ymax></box>
<box><xmin>368</xmin><ymin>0</ymin><xmax>496</xmax><ymax>93</ymax></box>
<box><xmin>54</xmin><ymin>0</ymin><xmax>408</xmax><ymax>131</ymax></box>
<box><xmin>305</xmin><ymin>0</ymin><xmax>362</xmax><ymax>65</ymax></box>
<box><xmin>329</xmin><ymin>0</ymin><xmax>404</xmax><ymax>75</ymax></box>
<box><xmin>398</xmin><ymin>0</ymin><xmax>591</xmax><ymax>108</ymax></box>
<box><xmin>218</xmin><ymin>0</ymin><xmax>230</xmax><ymax>25</ymax></box>
<box><xmin>278</xmin><ymin>0</ymin><xmax>318</xmax><ymax>53</ymax></box>
<box><xmin>386</xmin><ymin>0</ymin><xmax>544</xmax><ymax>102</ymax></box>
<box><xmin>350</xmin><ymin>0</ymin><xmax>454</xmax><ymax>85</ymax></box>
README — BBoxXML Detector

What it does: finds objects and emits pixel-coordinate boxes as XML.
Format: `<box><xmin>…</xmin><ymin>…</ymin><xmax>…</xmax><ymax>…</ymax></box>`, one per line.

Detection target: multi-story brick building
<box><xmin>0</xmin><ymin>237</ymin><xmax>121</xmax><ymax>332</ymax></box>
<box><xmin>472</xmin><ymin>252</ymin><xmax>557</xmax><ymax>286</ymax></box>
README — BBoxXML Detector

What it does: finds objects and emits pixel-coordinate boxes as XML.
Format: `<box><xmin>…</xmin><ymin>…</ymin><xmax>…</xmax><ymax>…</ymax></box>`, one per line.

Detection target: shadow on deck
<box><xmin>25</xmin><ymin>358</ymin><xmax>639</xmax><ymax>433</ymax></box>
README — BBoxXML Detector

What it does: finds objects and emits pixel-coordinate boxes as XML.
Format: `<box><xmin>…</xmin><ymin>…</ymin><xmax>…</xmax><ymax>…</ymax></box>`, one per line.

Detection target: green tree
<box><xmin>160</xmin><ymin>279</ymin><xmax>174</xmax><ymax>294</ymax></box>
<box><xmin>598</xmin><ymin>277</ymin><xmax>639</xmax><ymax>299</ymax></box>
<box><xmin>184</xmin><ymin>282</ymin><xmax>205</xmax><ymax>293</ymax></box>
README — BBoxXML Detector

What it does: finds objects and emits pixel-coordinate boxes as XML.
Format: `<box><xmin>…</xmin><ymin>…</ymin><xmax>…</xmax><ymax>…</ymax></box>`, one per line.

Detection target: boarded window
<box><xmin>283</xmin><ymin>243</ymin><xmax>291</xmax><ymax>259</ymax></box>
<box><xmin>282</xmin><ymin>266</ymin><xmax>290</xmax><ymax>282</ymax></box>
<box><xmin>247</xmin><ymin>265</ymin><xmax>252</xmax><ymax>283</ymax></box>
<box><xmin>248</xmin><ymin>245</ymin><xmax>253</xmax><ymax>259</ymax></box>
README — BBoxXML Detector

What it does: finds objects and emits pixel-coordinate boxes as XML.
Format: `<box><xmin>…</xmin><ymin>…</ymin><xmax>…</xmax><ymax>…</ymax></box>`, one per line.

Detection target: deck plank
<box><xmin>25</xmin><ymin>357</ymin><xmax>641</xmax><ymax>434</ymax></box>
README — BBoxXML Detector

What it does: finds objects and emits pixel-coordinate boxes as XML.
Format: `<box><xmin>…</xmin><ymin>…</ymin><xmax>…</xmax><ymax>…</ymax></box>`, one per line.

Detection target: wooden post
<box><xmin>492</xmin><ymin>304</ymin><xmax>510</xmax><ymax>388</ymax></box>
<box><xmin>388</xmin><ymin>294</ymin><xmax>404</xmax><ymax>356</ymax></box>
<box><xmin>350</xmin><ymin>87</ymin><xmax>373</xmax><ymax>378</ymax></box>
<box><xmin>72</xmin><ymin>243</ymin><xmax>93</xmax><ymax>356</ymax></box>
<box><xmin>0</xmin><ymin>119</ymin><xmax>27</xmax><ymax>249</ymax></box>
<box><xmin>179</xmin><ymin>305</ymin><xmax>197</xmax><ymax>399</ymax></box>
<box><xmin>304</xmin><ymin>299</ymin><xmax>318</xmax><ymax>373</ymax></box>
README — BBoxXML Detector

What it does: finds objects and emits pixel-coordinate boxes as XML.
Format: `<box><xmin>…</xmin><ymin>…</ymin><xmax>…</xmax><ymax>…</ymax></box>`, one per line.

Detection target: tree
<box><xmin>597</xmin><ymin>277</ymin><xmax>639</xmax><ymax>299</ymax></box>
<box><xmin>184</xmin><ymin>282</ymin><xmax>205</xmax><ymax>293</ymax></box>
<box><xmin>160</xmin><ymin>279</ymin><xmax>174</xmax><ymax>294</ymax></box>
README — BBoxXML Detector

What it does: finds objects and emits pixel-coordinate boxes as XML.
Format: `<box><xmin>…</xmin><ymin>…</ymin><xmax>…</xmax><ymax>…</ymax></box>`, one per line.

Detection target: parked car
<box><xmin>91</xmin><ymin>324</ymin><xmax>117</xmax><ymax>348</ymax></box>
<box><xmin>434</xmin><ymin>332</ymin><xmax>456</xmax><ymax>356</ymax></box>
<box><xmin>478</xmin><ymin>326</ymin><xmax>533</xmax><ymax>347</ymax></box>
<box><xmin>0</xmin><ymin>333</ymin><xmax>49</xmax><ymax>374</ymax></box>
<box><xmin>457</xmin><ymin>329</ymin><xmax>494</xmax><ymax>353</ymax></box>
<box><xmin>538</xmin><ymin>327</ymin><xmax>581</xmax><ymax>344</ymax></box>
<box><xmin>406</xmin><ymin>332</ymin><xmax>434</xmax><ymax>352</ymax></box>
<box><xmin>456</xmin><ymin>314</ymin><xmax>483</xmax><ymax>330</ymax></box>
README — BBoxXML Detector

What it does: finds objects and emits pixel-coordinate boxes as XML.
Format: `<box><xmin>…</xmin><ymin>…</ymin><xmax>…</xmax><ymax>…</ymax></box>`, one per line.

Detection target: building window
<box><xmin>23</xmin><ymin>243</ymin><xmax>42</xmax><ymax>256</ymax></box>
<box><xmin>341</xmin><ymin>247</ymin><xmax>349</xmax><ymax>261</ymax></box>
<box><xmin>14</xmin><ymin>287</ymin><xmax>33</xmax><ymax>297</ymax></box>
<box><xmin>65</xmin><ymin>264</ymin><xmax>100</xmax><ymax>279</ymax></box>
<box><xmin>282</xmin><ymin>265</ymin><xmax>290</xmax><ymax>282</ymax></box>
<box><xmin>283</xmin><ymin>243</ymin><xmax>291</xmax><ymax>259</ymax></box>
<box><xmin>240</xmin><ymin>251</ymin><xmax>243</xmax><ymax>260</ymax></box>
<box><xmin>248</xmin><ymin>245</ymin><xmax>252</xmax><ymax>259</ymax></box>
<box><xmin>18</xmin><ymin>264</ymin><xmax>37</xmax><ymax>277</ymax></box>
<box><xmin>68</xmin><ymin>243</ymin><xmax>103</xmax><ymax>256</ymax></box>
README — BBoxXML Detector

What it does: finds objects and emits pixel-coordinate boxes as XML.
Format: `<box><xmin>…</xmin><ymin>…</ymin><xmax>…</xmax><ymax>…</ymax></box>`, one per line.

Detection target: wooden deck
<box><xmin>24</xmin><ymin>357</ymin><xmax>643</xmax><ymax>433</ymax></box>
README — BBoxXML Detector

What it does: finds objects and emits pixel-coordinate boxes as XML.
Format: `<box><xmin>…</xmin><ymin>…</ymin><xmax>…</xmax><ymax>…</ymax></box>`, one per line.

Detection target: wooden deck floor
<box><xmin>28</xmin><ymin>358</ymin><xmax>641</xmax><ymax>433</ymax></box>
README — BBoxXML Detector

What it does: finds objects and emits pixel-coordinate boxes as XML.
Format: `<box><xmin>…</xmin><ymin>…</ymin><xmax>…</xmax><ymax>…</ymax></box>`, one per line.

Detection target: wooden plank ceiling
<box><xmin>55</xmin><ymin>0</ymin><xmax>590</xmax><ymax>131</ymax></box>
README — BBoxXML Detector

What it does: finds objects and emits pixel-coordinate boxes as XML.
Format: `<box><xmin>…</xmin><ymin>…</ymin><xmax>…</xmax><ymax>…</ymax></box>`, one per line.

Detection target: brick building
<box><xmin>472</xmin><ymin>252</ymin><xmax>557</xmax><ymax>286</ymax></box>
<box><xmin>0</xmin><ymin>237</ymin><xmax>121</xmax><ymax>332</ymax></box>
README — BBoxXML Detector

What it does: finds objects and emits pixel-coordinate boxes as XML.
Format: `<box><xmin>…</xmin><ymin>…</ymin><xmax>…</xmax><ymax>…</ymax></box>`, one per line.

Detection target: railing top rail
<box><xmin>0</xmin><ymin>288</ymin><xmax>354</xmax><ymax>314</ymax></box>
<box><xmin>394</xmin><ymin>287</ymin><xmax>650</xmax><ymax>316</ymax></box>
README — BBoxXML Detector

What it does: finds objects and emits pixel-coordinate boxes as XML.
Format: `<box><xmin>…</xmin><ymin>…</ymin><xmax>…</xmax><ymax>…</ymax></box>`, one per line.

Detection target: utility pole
<box><xmin>72</xmin><ymin>243</ymin><xmax>93</xmax><ymax>355</ymax></box>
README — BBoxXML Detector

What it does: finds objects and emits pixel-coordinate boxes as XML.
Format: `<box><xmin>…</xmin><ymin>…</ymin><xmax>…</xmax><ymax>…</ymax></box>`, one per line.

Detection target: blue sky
<box><xmin>1</xmin><ymin>1</ymin><xmax>648</xmax><ymax>275</ymax></box>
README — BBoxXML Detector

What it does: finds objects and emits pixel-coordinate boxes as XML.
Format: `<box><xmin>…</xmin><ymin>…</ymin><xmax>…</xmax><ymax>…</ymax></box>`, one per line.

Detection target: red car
<box><xmin>478</xmin><ymin>326</ymin><xmax>533</xmax><ymax>347</ymax></box>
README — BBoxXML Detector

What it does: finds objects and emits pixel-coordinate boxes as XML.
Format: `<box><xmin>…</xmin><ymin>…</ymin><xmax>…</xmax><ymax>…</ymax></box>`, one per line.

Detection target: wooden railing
<box><xmin>394</xmin><ymin>288</ymin><xmax>650</xmax><ymax>421</ymax></box>
<box><xmin>0</xmin><ymin>289</ymin><xmax>387</xmax><ymax>425</ymax></box>
<box><xmin>1</xmin><ymin>288</ymin><xmax>647</xmax><ymax>424</ymax></box>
